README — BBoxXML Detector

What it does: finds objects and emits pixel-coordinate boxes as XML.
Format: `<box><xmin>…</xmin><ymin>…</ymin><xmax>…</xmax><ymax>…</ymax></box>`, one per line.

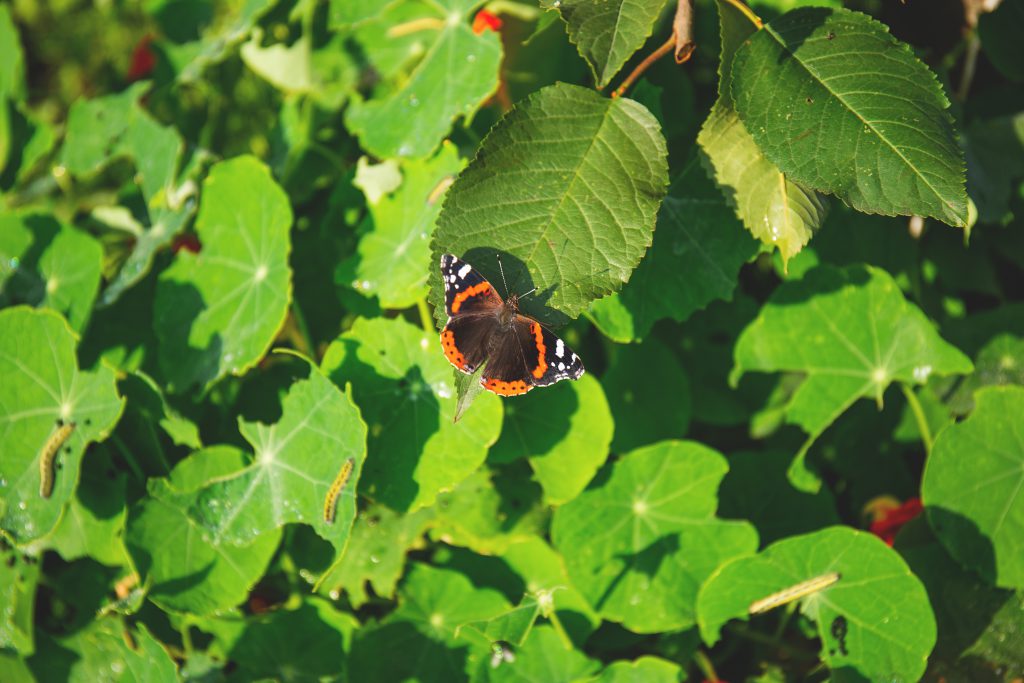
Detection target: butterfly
<box><xmin>439</xmin><ymin>254</ymin><xmax>584</xmax><ymax>396</ymax></box>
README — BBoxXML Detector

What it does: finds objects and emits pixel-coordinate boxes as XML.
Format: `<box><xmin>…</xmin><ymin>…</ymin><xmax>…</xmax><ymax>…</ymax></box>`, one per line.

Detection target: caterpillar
<box><xmin>39</xmin><ymin>420</ymin><xmax>76</xmax><ymax>499</ymax></box>
<box><xmin>323</xmin><ymin>457</ymin><xmax>355</xmax><ymax>523</ymax></box>
<box><xmin>748</xmin><ymin>571</ymin><xmax>841</xmax><ymax>615</ymax></box>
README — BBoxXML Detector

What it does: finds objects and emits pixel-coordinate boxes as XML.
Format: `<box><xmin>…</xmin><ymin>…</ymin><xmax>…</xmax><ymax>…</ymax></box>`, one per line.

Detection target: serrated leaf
<box><xmin>0</xmin><ymin>307</ymin><xmax>124</xmax><ymax>545</ymax></box>
<box><xmin>322</xmin><ymin>316</ymin><xmax>502</xmax><ymax>511</ymax></box>
<box><xmin>697</xmin><ymin>527</ymin><xmax>936</xmax><ymax>683</ymax></box>
<box><xmin>489</xmin><ymin>374</ymin><xmax>612</xmax><ymax>505</ymax></box>
<box><xmin>552</xmin><ymin>441</ymin><xmax>759</xmax><ymax>633</ymax></box>
<box><xmin>165</xmin><ymin>359</ymin><xmax>366</xmax><ymax>552</ymax></box>
<box><xmin>344</xmin><ymin>0</ymin><xmax>502</xmax><ymax>159</ymax></box>
<box><xmin>698</xmin><ymin>101</ymin><xmax>828</xmax><ymax>265</ymax></box>
<box><xmin>0</xmin><ymin>212</ymin><xmax>103</xmax><ymax>332</ymax></box>
<box><xmin>154</xmin><ymin>156</ymin><xmax>292</xmax><ymax>392</ymax></box>
<box><xmin>543</xmin><ymin>0</ymin><xmax>666</xmax><ymax>88</ymax></box>
<box><xmin>431</xmin><ymin>466</ymin><xmax>548</xmax><ymax>555</ymax></box>
<box><xmin>595</xmin><ymin>656</ymin><xmax>684</xmax><ymax>682</ymax></box>
<box><xmin>732</xmin><ymin>265</ymin><xmax>972</xmax><ymax>490</ymax></box>
<box><xmin>601</xmin><ymin>336</ymin><xmax>690</xmax><ymax>453</ymax></box>
<box><xmin>125</xmin><ymin>446</ymin><xmax>282</xmax><ymax>615</ymax></box>
<box><xmin>431</xmin><ymin>82</ymin><xmax>668</xmax><ymax>322</ymax></box>
<box><xmin>922</xmin><ymin>386</ymin><xmax>1024</xmax><ymax>590</ymax></box>
<box><xmin>730</xmin><ymin>7</ymin><xmax>967</xmax><ymax>225</ymax></box>
<box><xmin>339</xmin><ymin>142</ymin><xmax>464</xmax><ymax>308</ymax></box>
<box><xmin>589</xmin><ymin>154</ymin><xmax>758</xmax><ymax>341</ymax></box>
<box><xmin>316</xmin><ymin>504</ymin><xmax>434</xmax><ymax>607</ymax></box>
<box><xmin>60</xmin><ymin>83</ymin><xmax>197</xmax><ymax>305</ymax></box>
<box><xmin>349</xmin><ymin>564</ymin><xmax>510</xmax><ymax>682</ymax></box>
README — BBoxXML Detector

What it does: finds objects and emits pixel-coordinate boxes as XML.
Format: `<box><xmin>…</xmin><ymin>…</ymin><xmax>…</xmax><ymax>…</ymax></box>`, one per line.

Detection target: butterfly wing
<box><xmin>440</xmin><ymin>254</ymin><xmax>503</xmax><ymax>318</ymax></box>
<box><xmin>528</xmin><ymin>320</ymin><xmax>585</xmax><ymax>387</ymax></box>
<box><xmin>479</xmin><ymin>316</ymin><xmax>585</xmax><ymax>396</ymax></box>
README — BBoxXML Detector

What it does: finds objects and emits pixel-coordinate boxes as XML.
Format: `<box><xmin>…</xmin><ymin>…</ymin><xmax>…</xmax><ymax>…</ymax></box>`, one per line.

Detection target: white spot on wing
<box><xmin>458</xmin><ymin>263</ymin><xmax>472</xmax><ymax>279</ymax></box>
<box><xmin>555</xmin><ymin>339</ymin><xmax>565</xmax><ymax>357</ymax></box>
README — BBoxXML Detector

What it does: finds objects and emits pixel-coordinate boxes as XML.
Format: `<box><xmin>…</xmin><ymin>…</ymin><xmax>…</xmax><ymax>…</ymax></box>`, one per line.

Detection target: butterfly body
<box><xmin>439</xmin><ymin>254</ymin><xmax>584</xmax><ymax>396</ymax></box>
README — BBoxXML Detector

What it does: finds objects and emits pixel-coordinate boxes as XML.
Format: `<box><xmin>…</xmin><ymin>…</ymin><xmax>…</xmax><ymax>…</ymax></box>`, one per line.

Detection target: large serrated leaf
<box><xmin>0</xmin><ymin>307</ymin><xmax>124</xmax><ymax>545</ymax></box>
<box><xmin>431</xmin><ymin>82</ymin><xmax>668</xmax><ymax>323</ymax></box>
<box><xmin>697</xmin><ymin>527</ymin><xmax>936</xmax><ymax>682</ymax></box>
<box><xmin>552</xmin><ymin>440</ymin><xmax>758</xmax><ymax>633</ymax></box>
<box><xmin>344</xmin><ymin>0</ymin><xmax>502</xmax><ymax>159</ymax></box>
<box><xmin>543</xmin><ymin>0</ymin><xmax>666</xmax><ymax>88</ymax></box>
<box><xmin>922</xmin><ymin>386</ymin><xmax>1024</xmax><ymax>590</ymax></box>
<box><xmin>730</xmin><ymin>7</ymin><xmax>967</xmax><ymax>226</ymax></box>
<box><xmin>732</xmin><ymin>265</ymin><xmax>973</xmax><ymax>490</ymax></box>
<box><xmin>154</xmin><ymin>156</ymin><xmax>292</xmax><ymax>392</ymax></box>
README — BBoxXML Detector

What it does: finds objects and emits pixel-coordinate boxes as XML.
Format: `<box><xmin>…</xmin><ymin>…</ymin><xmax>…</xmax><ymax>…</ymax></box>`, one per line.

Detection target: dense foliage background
<box><xmin>1</xmin><ymin>0</ymin><xmax>1023</xmax><ymax>680</ymax></box>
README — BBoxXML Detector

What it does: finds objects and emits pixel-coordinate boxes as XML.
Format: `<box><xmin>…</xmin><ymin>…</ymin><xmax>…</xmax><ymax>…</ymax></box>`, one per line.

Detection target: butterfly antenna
<box><xmin>496</xmin><ymin>253</ymin><xmax>510</xmax><ymax>297</ymax></box>
<box><xmin>520</xmin><ymin>287</ymin><xmax>537</xmax><ymax>299</ymax></box>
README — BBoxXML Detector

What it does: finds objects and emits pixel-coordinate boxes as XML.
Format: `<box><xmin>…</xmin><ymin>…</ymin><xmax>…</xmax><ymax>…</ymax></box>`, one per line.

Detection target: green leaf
<box><xmin>0</xmin><ymin>307</ymin><xmax>124</xmax><ymax>545</ymax></box>
<box><xmin>719</xmin><ymin>450</ymin><xmax>839</xmax><ymax>545</ymax></box>
<box><xmin>947</xmin><ymin>334</ymin><xmax>1024</xmax><ymax>414</ymax></box>
<box><xmin>501</xmin><ymin>537</ymin><xmax>601</xmax><ymax>645</ymax></box>
<box><xmin>154</xmin><ymin>156</ymin><xmax>292</xmax><ymax>392</ymax></box>
<box><xmin>602</xmin><ymin>336</ymin><xmax>690</xmax><ymax>453</ymax></box>
<box><xmin>344</xmin><ymin>0</ymin><xmax>502</xmax><ymax>159</ymax></box>
<box><xmin>60</xmin><ymin>83</ymin><xmax>197</xmax><ymax>305</ymax></box>
<box><xmin>165</xmin><ymin>358</ymin><xmax>366</xmax><ymax>553</ymax></box>
<box><xmin>322</xmin><ymin>316</ymin><xmax>502</xmax><ymax>511</ymax></box>
<box><xmin>552</xmin><ymin>441</ymin><xmax>758</xmax><ymax>633</ymax></box>
<box><xmin>48</xmin><ymin>447</ymin><xmax>128</xmax><ymax>566</ymax></box>
<box><xmin>339</xmin><ymin>142</ymin><xmax>464</xmax><ymax>309</ymax></box>
<box><xmin>595</xmin><ymin>656</ymin><xmax>684</xmax><ymax>682</ymax></box>
<box><xmin>0</xmin><ymin>212</ymin><xmax>103</xmax><ymax>332</ymax></box>
<box><xmin>315</xmin><ymin>503</ymin><xmax>435</xmax><ymax>608</ymax></box>
<box><xmin>697</xmin><ymin>527</ymin><xmax>936</xmax><ymax>683</ymax></box>
<box><xmin>349</xmin><ymin>564</ymin><xmax>510</xmax><ymax>682</ymax></box>
<box><xmin>0</xmin><ymin>5</ymin><xmax>25</xmax><ymax>98</ymax></box>
<box><xmin>588</xmin><ymin>154</ymin><xmax>758</xmax><ymax>341</ymax></box>
<box><xmin>730</xmin><ymin>7</ymin><xmax>968</xmax><ymax>226</ymax></box>
<box><xmin>431</xmin><ymin>82</ymin><xmax>669</xmax><ymax>322</ymax></box>
<box><xmin>732</xmin><ymin>265</ymin><xmax>973</xmax><ymax>490</ymax></box>
<box><xmin>457</xmin><ymin>593</ymin><xmax>542</xmax><ymax>651</ymax></box>
<box><xmin>486</xmin><ymin>625</ymin><xmax>600</xmax><ymax>682</ymax></box>
<box><xmin>431</xmin><ymin>466</ymin><xmax>548</xmax><ymax>555</ymax></box>
<box><xmin>489</xmin><ymin>373</ymin><xmax>612</xmax><ymax>505</ymax></box>
<box><xmin>543</xmin><ymin>0</ymin><xmax>666</xmax><ymax>88</ymax></box>
<box><xmin>698</xmin><ymin>101</ymin><xmax>828</xmax><ymax>265</ymax></box>
<box><xmin>225</xmin><ymin>599</ymin><xmax>356</xmax><ymax>681</ymax></box>
<box><xmin>29</xmin><ymin>620</ymin><xmax>176</xmax><ymax>683</ymax></box>
<box><xmin>125</xmin><ymin>446</ymin><xmax>282</xmax><ymax>615</ymax></box>
<box><xmin>0</xmin><ymin>544</ymin><xmax>38</xmax><ymax>655</ymax></box>
<box><xmin>978</xmin><ymin>0</ymin><xmax>1024</xmax><ymax>82</ymax></box>
<box><xmin>922</xmin><ymin>386</ymin><xmax>1024</xmax><ymax>590</ymax></box>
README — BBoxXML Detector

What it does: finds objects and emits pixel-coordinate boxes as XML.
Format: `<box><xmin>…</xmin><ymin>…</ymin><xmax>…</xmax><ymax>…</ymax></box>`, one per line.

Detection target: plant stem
<box><xmin>900</xmin><ymin>382</ymin><xmax>934</xmax><ymax>453</ymax></box>
<box><xmin>611</xmin><ymin>34</ymin><xmax>676</xmax><ymax>98</ymax></box>
<box><xmin>693</xmin><ymin>650</ymin><xmax>719</xmax><ymax>682</ymax></box>
<box><xmin>547</xmin><ymin>609</ymin><xmax>574</xmax><ymax>650</ymax></box>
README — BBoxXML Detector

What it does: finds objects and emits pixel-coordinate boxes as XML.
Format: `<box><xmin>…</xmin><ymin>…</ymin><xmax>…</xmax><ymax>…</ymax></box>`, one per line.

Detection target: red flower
<box><xmin>868</xmin><ymin>497</ymin><xmax>923</xmax><ymax>546</ymax></box>
<box><xmin>127</xmin><ymin>34</ymin><xmax>157</xmax><ymax>82</ymax></box>
<box><xmin>472</xmin><ymin>9</ymin><xmax>502</xmax><ymax>34</ymax></box>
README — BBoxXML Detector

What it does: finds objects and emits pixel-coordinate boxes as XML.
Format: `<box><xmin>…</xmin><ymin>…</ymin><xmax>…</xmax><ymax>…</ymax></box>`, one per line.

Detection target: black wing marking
<box><xmin>528</xmin><ymin>319</ymin><xmax>584</xmax><ymax>387</ymax></box>
<box><xmin>440</xmin><ymin>254</ymin><xmax>503</xmax><ymax>319</ymax></box>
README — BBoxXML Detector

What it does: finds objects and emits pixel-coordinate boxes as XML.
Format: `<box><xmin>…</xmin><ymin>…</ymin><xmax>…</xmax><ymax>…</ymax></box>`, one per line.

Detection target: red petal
<box><xmin>472</xmin><ymin>10</ymin><xmax>503</xmax><ymax>34</ymax></box>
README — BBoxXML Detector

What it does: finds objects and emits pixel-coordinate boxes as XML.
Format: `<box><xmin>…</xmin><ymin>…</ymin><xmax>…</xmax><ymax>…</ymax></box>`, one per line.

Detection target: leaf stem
<box><xmin>900</xmin><ymin>382</ymin><xmax>933</xmax><ymax>453</ymax></box>
<box><xmin>610</xmin><ymin>34</ymin><xmax>676</xmax><ymax>98</ymax></box>
<box><xmin>693</xmin><ymin>650</ymin><xmax>720</xmax><ymax>682</ymax></box>
<box><xmin>546</xmin><ymin>608</ymin><xmax>574</xmax><ymax>649</ymax></box>
<box><xmin>416</xmin><ymin>297</ymin><xmax>434</xmax><ymax>334</ymax></box>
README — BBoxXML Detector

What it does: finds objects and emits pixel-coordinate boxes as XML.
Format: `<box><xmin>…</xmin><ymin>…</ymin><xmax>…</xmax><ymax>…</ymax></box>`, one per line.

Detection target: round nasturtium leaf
<box><xmin>552</xmin><ymin>440</ymin><xmax>758</xmax><ymax>633</ymax></box>
<box><xmin>0</xmin><ymin>306</ymin><xmax>124</xmax><ymax>545</ymax></box>
<box><xmin>697</xmin><ymin>526</ymin><xmax>936</xmax><ymax>682</ymax></box>
<box><xmin>154</xmin><ymin>155</ymin><xmax>293</xmax><ymax>392</ymax></box>
<box><xmin>923</xmin><ymin>386</ymin><xmax>1024</xmax><ymax>590</ymax></box>
<box><xmin>322</xmin><ymin>316</ymin><xmax>502</xmax><ymax>511</ymax></box>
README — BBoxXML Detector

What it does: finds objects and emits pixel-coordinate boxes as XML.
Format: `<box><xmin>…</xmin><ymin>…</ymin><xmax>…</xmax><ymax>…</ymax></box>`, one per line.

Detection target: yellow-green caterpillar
<box><xmin>748</xmin><ymin>572</ymin><xmax>841</xmax><ymax>615</ymax></box>
<box><xmin>39</xmin><ymin>420</ymin><xmax>76</xmax><ymax>499</ymax></box>
<box><xmin>323</xmin><ymin>457</ymin><xmax>355</xmax><ymax>523</ymax></box>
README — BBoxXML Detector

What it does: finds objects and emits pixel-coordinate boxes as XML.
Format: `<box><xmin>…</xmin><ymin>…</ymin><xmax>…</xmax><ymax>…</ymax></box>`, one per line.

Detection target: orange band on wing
<box><xmin>483</xmin><ymin>378</ymin><xmax>532</xmax><ymax>396</ymax></box>
<box><xmin>530</xmin><ymin>322</ymin><xmax>547</xmax><ymax>379</ymax></box>
<box><xmin>451</xmin><ymin>282</ymin><xmax>491</xmax><ymax>313</ymax></box>
<box><xmin>440</xmin><ymin>329</ymin><xmax>468</xmax><ymax>370</ymax></box>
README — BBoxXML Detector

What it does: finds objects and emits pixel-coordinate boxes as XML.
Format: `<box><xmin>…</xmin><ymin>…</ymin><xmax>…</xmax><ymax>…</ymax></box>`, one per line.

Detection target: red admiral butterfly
<box><xmin>439</xmin><ymin>254</ymin><xmax>585</xmax><ymax>396</ymax></box>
